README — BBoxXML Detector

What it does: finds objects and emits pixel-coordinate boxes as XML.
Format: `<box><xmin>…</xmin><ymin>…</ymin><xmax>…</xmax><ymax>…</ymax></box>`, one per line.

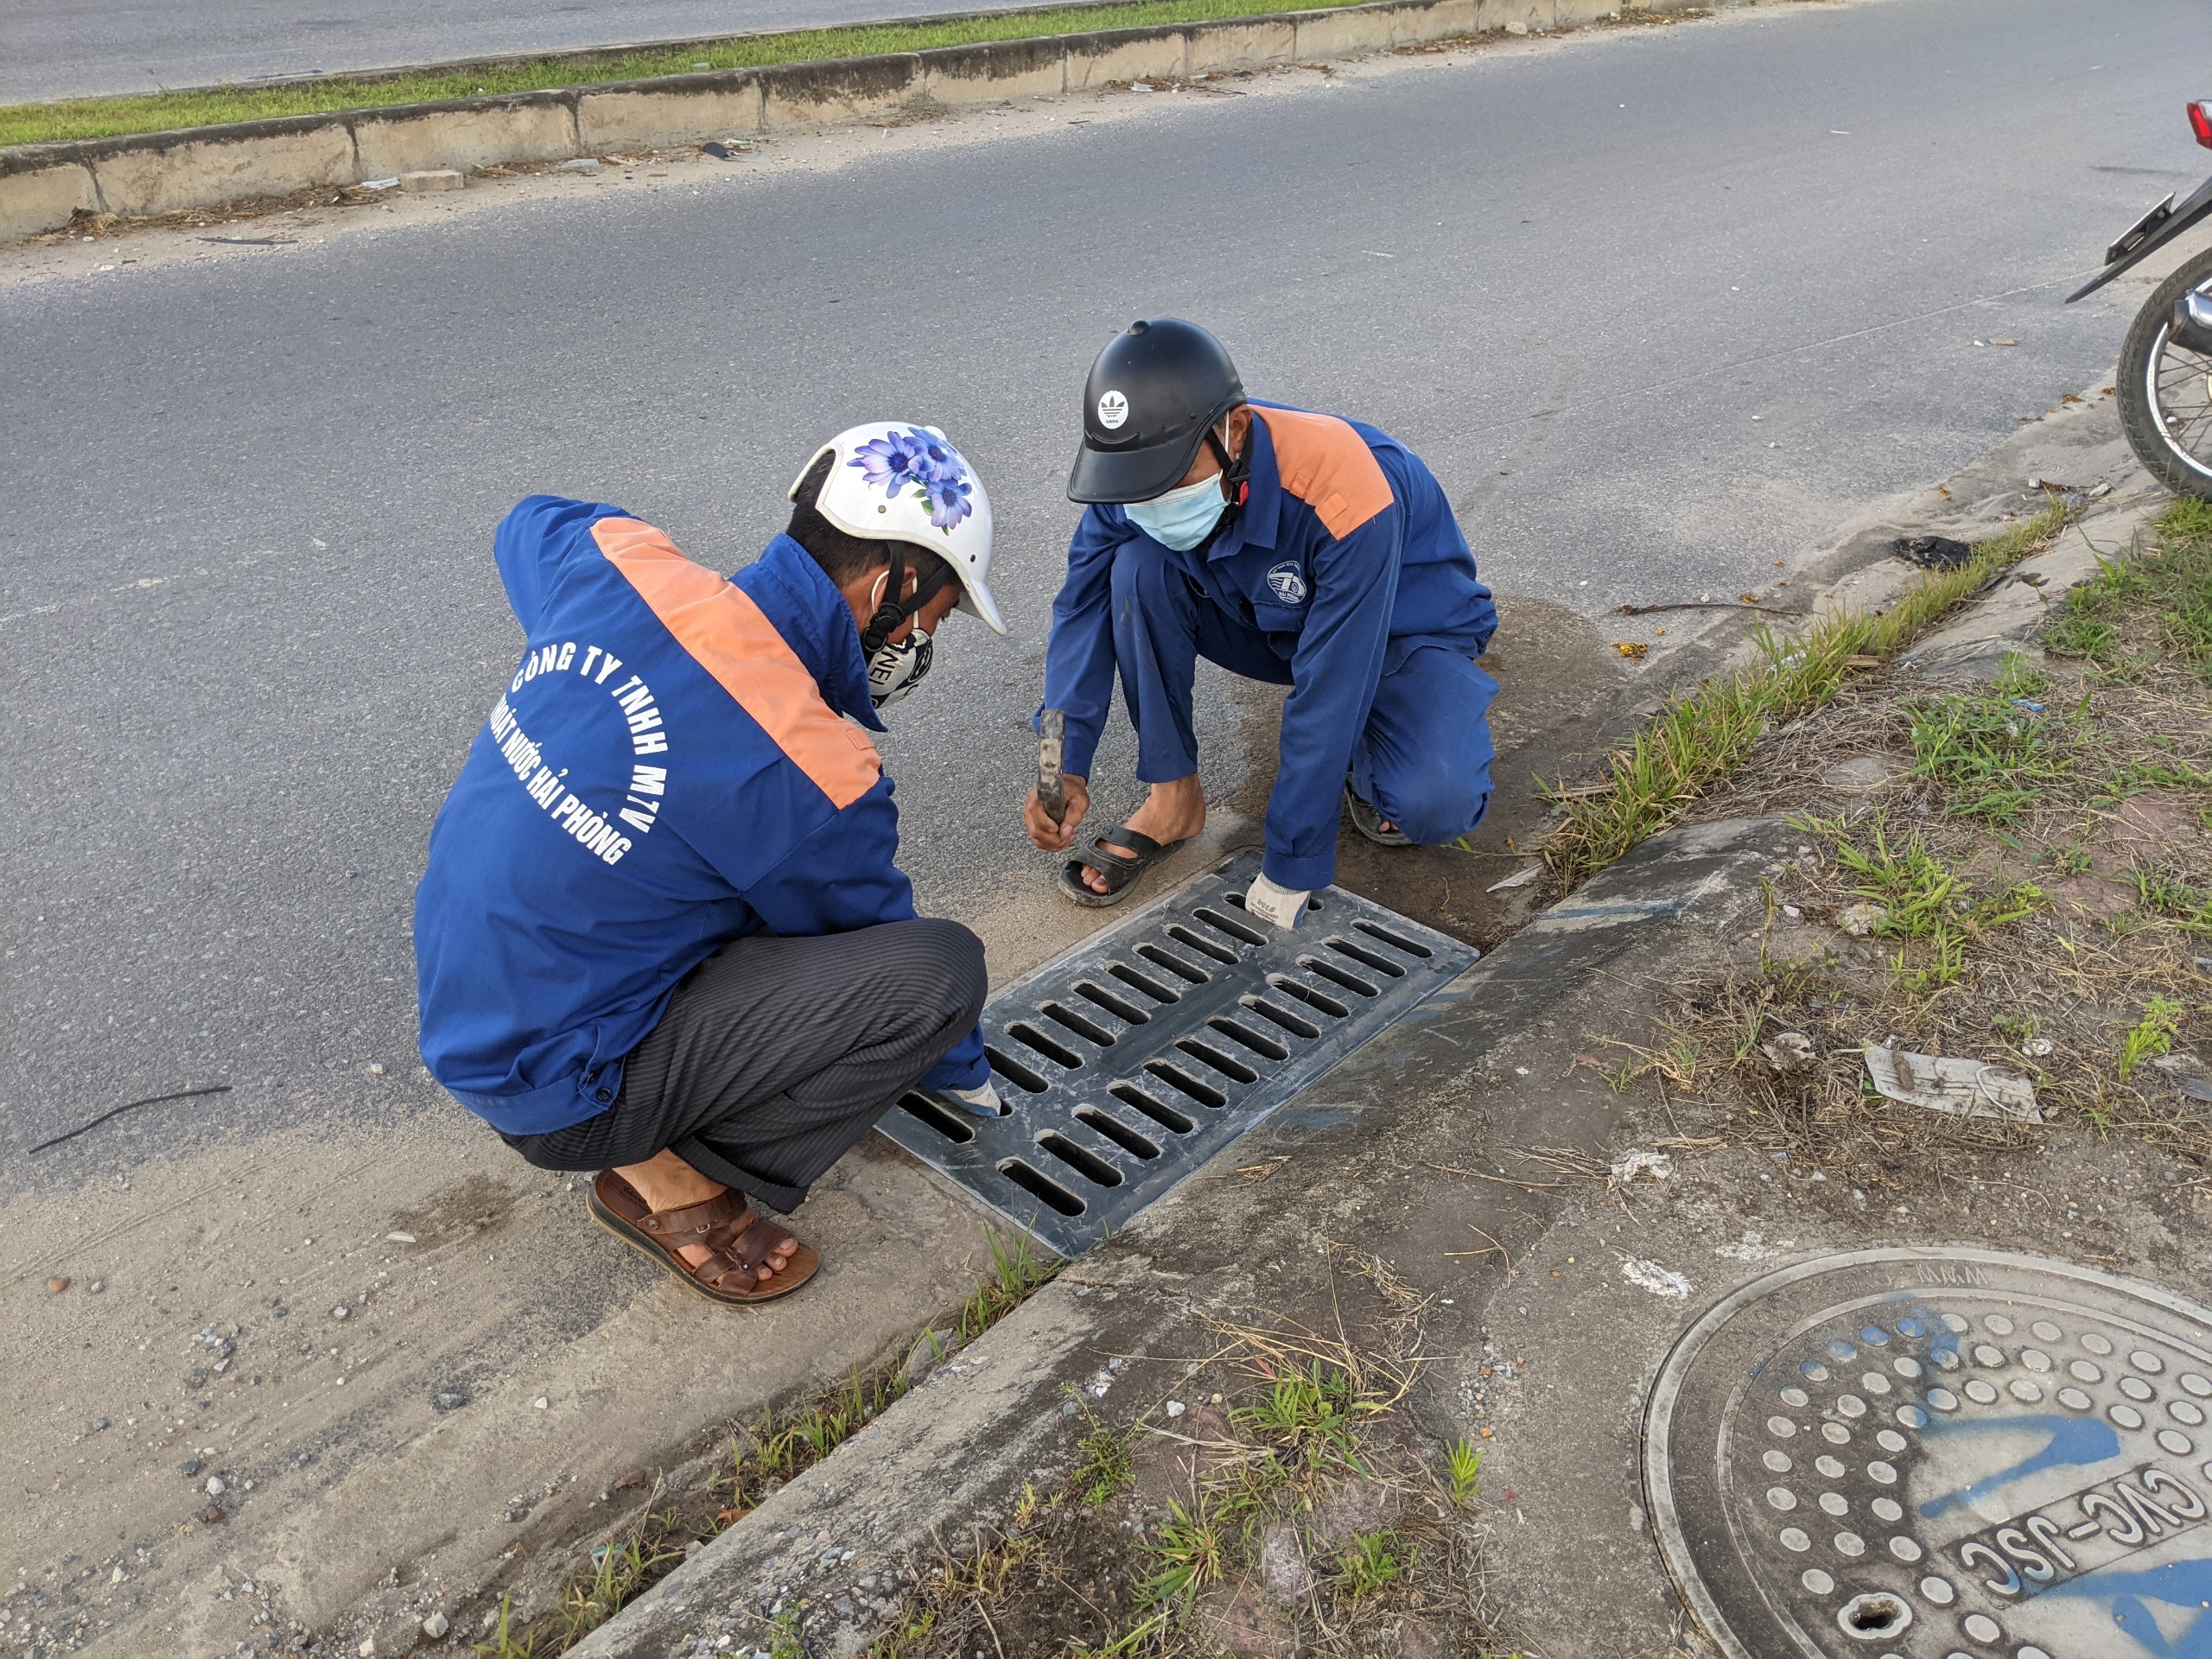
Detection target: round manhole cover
<box><xmin>1644</xmin><ymin>1248</ymin><xmax>2212</xmax><ymax>1658</ymax></box>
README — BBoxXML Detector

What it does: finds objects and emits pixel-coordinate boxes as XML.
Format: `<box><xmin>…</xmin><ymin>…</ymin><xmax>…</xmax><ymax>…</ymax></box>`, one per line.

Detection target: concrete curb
<box><xmin>561</xmin><ymin>813</ymin><xmax>1796</xmax><ymax>1657</ymax></box>
<box><xmin>0</xmin><ymin>0</ymin><xmax>1697</xmax><ymax>241</ymax></box>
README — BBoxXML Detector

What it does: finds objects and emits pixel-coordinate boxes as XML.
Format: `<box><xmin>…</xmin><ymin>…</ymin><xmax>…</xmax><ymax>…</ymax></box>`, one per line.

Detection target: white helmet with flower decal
<box><xmin>789</xmin><ymin>422</ymin><xmax>1007</xmax><ymax>635</ymax></box>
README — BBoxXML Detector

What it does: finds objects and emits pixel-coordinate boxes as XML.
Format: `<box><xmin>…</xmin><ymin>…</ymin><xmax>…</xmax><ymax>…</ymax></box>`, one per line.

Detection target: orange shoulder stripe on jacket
<box><xmin>590</xmin><ymin>518</ymin><xmax>882</xmax><ymax>810</ymax></box>
<box><xmin>1252</xmin><ymin>406</ymin><xmax>1394</xmax><ymax>540</ymax></box>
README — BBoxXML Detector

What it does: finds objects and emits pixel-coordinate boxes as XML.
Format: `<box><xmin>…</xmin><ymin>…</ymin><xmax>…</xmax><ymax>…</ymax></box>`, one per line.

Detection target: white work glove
<box><xmin>941</xmin><ymin>1081</ymin><xmax>1005</xmax><ymax>1118</ymax></box>
<box><xmin>1244</xmin><ymin>871</ymin><xmax>1312</xmax><ymax>931</ymax></box>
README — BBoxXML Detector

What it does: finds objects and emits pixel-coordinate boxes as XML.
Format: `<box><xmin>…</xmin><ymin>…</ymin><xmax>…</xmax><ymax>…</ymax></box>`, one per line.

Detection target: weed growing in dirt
<box><xmin>1335</xmin><ymin>1529</ymin><xmax>1411</xmax><ymax>1599</ymax></box>
<box><xmin>1545</xmin><ymin>508</ymin><xmax>2071</xmax><ymax>887</ymax></box>
<box><xmin>958</xmin><ymin>1226</ymin><xmax>1055</xmax><ymax>1342</ymax></box>
<box><xmin>1230</xmin><ymin>1361</ymin><xmax>1370</xmax><ymax>1475</ymax></box>
<box><xmin>1905</xmin><ymin>683</ymin><xmax>2082</xmax><ymax>823</ymax></box>
<box><xmin>2119</xmin><ymin>997</ymin><xmax>2186</xmax><ymax>1080</ymax></box>
<box><xmin>1068</xmin><ymin>1391</ymin><xmax>1138</xmax><ymax>1507</ymax></box>
<box><xmin>474</xmin><ymin>1597</ymin><xmax>534</xmax><ymax>1658</ymax></box>
<box><xmin>554</xmin><ymin>1533</ymin><xmax>683</xmax><ymax>1641</ymax></box>
<box><xmin>1826</xmin><ymin>819</ymin><xmax>1968</xmax><ymax>938</ymax></box>
<box><xmin>1142</xmin><ymin>1497</ymin><xmax>1232</xmax><ymax>1605</ymax></box>
<box><xmin>2136</xmin><ymin>866</ymin><xmax>2212</xmax><ymax>934</ymax></box>
<box><xmin>1444</xmin><ymin>1437</ymin><xmax>1484</xmax><ymax>1506</ymax></box>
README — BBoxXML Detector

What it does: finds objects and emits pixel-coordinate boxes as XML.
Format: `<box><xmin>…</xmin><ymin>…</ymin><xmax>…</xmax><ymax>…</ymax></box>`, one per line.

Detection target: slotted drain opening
<box><xmin>874</xmin><ymin>853</ymin><xmax>1475</xmax><ymax>1254</ymax></box>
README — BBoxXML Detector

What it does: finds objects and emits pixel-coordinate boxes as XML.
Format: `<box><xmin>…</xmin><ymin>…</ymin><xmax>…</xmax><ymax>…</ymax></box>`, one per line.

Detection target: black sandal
<box><xmin>1058</xmin><ymin>825</ymin><xmax>1188</xmax><ymax>907</ymax></box>
<box><xmin>1344</xmin><ymin>783</ymin><xmax>1411</xmax><ymax>847</ymax></box>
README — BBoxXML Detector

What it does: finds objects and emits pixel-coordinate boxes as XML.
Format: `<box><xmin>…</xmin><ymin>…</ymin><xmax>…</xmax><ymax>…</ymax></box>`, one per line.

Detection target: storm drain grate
<box><xmin>875</xmin><ymin>852</ymin><xmax>1475</xmax><ymax>1255</ymax></box>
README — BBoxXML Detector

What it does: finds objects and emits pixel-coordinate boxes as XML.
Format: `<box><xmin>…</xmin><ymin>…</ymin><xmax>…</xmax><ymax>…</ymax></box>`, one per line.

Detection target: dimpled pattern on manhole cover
<box><xmin>1643</xmin><ymin>1248</ymin><xmax>2212</xmax><ymax>1659</ymax></box>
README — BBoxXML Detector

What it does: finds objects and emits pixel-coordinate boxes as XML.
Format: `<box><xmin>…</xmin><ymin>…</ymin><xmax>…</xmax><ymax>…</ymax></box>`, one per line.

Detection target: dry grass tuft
<box><xmin>1543</xmin><ymin>508</ymin><xmax>2074</xmax><ymax>888</ymax></box>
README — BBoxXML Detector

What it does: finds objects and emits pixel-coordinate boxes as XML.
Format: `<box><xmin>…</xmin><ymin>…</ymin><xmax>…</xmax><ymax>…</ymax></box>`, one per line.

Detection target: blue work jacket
<box><xmin>1039</xmin><ymin>403</ymin><xmax>1497</xmax><ymax>890</ymax></box>
<box><xmin>413</xmin><ymin>497</ymin><xmax>987</xmax><ymax>1135</ymax></box>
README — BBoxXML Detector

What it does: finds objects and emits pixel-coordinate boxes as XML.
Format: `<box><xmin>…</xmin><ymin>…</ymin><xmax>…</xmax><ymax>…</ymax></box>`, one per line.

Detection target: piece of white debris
<box><xmin>1863</xmin><ymin>1043</ymin><xmax>2040</xmax><ymax>1122</ymax></box>
<box><xmin>1620</xmin><ymin>1256</ymin><xmax>1693</xmax><ymax>1300</ymax></box>
<box><xmin>1608</xmin><ymin>1149</ymin><xmax>1673</xmax><ymax>1188</ymax></box>
<box><xmin>385</xmin><ymin>1231</ymin><xmax>416</xmax><ymax>1244</ymax></box>
<box><xmin>1164</xmin><ymin>1400</ymin><xmax>1186</xmax><ymax>1418</ymax></box>
<box><xmin>1760</xmin><ymin>1031</ymin><xmax>1818</xmax><ymax>1073</ymax></box>
<box><xmin>1486</xmin><ymin>861</ymin><xmax>1545</xmax><ymax>893</ymax></box>
<box><xmin>1836</xmin><ymin>901</ymin><xmax>1887</xmax><ymax>938</ymax></box>
<box><xmin>533</xmin><ymin>1396</ymin><xmax>550</xmax><ymax>1409</ymax></box>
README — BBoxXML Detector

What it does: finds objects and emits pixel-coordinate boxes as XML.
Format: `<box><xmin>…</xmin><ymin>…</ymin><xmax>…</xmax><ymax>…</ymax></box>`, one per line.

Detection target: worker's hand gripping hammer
<box><xmin>1037</xmin><ymin>709</ymin><xmax>1068</xmax><ymax>827</ymax></box>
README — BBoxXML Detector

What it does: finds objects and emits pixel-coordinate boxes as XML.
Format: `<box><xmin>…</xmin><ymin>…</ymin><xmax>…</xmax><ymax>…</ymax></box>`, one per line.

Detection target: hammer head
<box><xmin>1038</xmin><ymin>708</ymin><xmax>1067</xmax><ymax>824</ymax></box>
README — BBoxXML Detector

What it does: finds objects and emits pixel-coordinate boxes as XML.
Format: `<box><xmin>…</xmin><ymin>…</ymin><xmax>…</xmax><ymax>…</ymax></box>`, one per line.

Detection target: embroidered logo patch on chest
<box><xmin>1265</xmin><ymin>561</ymin><xmax>1309</xmax><ymax>607</ymax></box>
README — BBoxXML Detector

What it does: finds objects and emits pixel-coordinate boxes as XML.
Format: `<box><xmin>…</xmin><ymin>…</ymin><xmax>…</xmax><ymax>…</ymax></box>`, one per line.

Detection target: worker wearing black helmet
<box><xmin>1021</xmin><ymin>319</ymin><xmax>1499</xmax><ymax>926</ymax></box>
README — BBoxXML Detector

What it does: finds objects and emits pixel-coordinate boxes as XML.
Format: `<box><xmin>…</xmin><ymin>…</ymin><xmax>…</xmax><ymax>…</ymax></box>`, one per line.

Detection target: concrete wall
<box><xmin>0</xmin><ymin>0</ymin><xmax>1697</xmax><ymax>241</ymax></box>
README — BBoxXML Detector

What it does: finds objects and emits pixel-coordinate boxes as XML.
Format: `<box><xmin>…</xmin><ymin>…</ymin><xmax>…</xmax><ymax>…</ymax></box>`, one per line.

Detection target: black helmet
<box><xmin>1067</xmin><ymin>319</ymin><xmax>1245</xmax><ymax>505</ymax></box>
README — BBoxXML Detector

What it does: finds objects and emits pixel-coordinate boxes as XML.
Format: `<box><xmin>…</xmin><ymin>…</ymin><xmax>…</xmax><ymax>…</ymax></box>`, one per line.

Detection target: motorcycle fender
<box><xmin>2068</xmin><ymin>174</ymin><xmax>2212</xmax><ymax>303</ymax></box>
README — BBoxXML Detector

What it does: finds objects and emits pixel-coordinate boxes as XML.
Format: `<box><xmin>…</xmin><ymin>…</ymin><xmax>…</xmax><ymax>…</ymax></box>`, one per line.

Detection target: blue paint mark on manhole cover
<box><xmin>1643</xmin><ymin>1248</ymin><xmax>2212</xmax><ymax>1658</ymax></box>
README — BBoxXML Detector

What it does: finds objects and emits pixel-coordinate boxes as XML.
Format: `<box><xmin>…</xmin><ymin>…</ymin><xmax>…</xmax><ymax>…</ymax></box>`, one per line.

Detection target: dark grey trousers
<box><xmin>503</xmin><ymin>918</ymin><xmax>986</xmax><ymax>1212</ymax></box>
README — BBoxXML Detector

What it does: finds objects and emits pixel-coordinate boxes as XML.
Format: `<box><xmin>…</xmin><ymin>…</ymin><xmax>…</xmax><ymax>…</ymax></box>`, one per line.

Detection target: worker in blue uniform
<box><xmin>416</xmin><ymin>423</ymin><xmax>1009</xmax><ymax>1307</ymax></box>
<box><xmin>1022</xmin><ymin>319</ymin><xmax>1499</xmax><ymax>928</ymax></box>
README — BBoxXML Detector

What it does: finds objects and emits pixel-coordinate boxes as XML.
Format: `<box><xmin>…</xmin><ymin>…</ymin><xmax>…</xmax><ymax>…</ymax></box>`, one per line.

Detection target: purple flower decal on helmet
<box><xmin>919</xmin><ymin>473</ymin><xmax>973</xmax><ymax>531</ymax></box>
<box><xmin>849</xmin><ymin>426</ymin><xmax>973</xmax><ymax>534</ymax></box>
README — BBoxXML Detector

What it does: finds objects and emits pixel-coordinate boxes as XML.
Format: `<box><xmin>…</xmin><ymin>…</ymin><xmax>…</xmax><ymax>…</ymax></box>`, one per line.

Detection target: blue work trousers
<box><xmin>1110</xmin><ymin>547</ymin><xmax>1497</xmax><ymax>849</ymax></box>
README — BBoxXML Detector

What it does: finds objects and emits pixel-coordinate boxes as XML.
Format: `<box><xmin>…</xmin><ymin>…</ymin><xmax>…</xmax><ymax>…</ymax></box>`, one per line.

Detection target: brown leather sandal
<box><xmin>587</xmin><ymin>1170</ymin><xmax>821</xmax><ymax>1305</ymax></box>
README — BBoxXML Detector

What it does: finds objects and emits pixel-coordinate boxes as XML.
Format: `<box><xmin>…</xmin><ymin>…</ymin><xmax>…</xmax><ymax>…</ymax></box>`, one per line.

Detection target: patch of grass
<box><xmin>2119</xmin><ymin>996</ymin><xmax>2186</xmax><ymax>1081</ymax></box>
<box><xmin>2045</xmin><ymin>588</ymin><xmax>2121</xmax><ymax>660</ymax></box>
<box><xmin>1544</xmin><ymin>507</ymin><xmax>2071</xmax><ymax>887</ymax></box>
<box><xmin>2138</xmin><ymin>866</ymin><xmax>2212</xmax><ymax>935</ymax></box>
<box><xmin>1335</xmin><ymin>1529</ymin><xmax>1409</xmax><ymax>1600</ymax></box>
<box><xmin>2048</xmin><ymin>501</ymin><xmax>2212</xmax><ymax>683</ymax></box>
<box><xmin>1141</xmin><ymin>1496</ymin><xmax>1230</xmax><ymax>1605</ymax></box>
<box><xmin>1229</xmin><ymin>1361</ymin><xmax>1369</xmax><ymax>1476</ymax></box>
<box><xmin>957</xmin><ymin>1226</ymin><xmax>1057</xmax><ymax>1343</ymax></box>
<box><xmin>1067</xmin><ymin>1394</ymin><xmax>1136</xmax><ymax>1508</ymax></box>
<box><xmin>859</xmin><ymin>1257</ymin><xmax>1492</xmax><ymax>1658</ymax></box>
<box><xmin>1815</xmin><ymin>815</ymin><xmax>2041</xmax><ymax>1001</ymax></box>
<box><xmin>1443</xmin><ymin>1438</ymin><xmax>1483</xmax><ymax>1507</ymax></box>
<box><xmin>0</xmin><ymin>0</ymin><xmax>1371</xmax><ymax>148</ymax></box>
<box><xmin>1905</xmin><ymin>677</ymin><xmax>2082</xmax><ymax>823</ymax></box>
<box><xmin>555</xmin><ymin>1533</ymin><xmax>683</xmax><ymax>1641</ymax></box>
<box><xmin>474</xmin><ymin>1598</ymin><xmax>536</xmax><ymax>1658</ymax></box>
<box><xmin>1833</xmin><ymin>822</ymin><xmax>1968</xmax><ymax>938</ymax></box>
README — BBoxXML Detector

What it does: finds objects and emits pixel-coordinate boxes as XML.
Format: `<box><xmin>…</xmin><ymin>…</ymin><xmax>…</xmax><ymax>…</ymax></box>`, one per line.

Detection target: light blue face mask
<box><xmin>1126</xmin><ymin>472</ymin><xmax>1229</xmax><ymax>551</ymax></box>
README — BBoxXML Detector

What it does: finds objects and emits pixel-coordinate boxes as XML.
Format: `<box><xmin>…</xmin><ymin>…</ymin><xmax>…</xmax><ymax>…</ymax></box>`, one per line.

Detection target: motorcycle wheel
<box><xmin>2118</xmin><ymin>244</ymin><xmax>2212</xmax><ymax>499</ymax></box>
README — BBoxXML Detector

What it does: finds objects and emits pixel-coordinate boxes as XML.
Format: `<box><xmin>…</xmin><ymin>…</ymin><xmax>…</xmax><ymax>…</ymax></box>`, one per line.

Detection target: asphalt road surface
<box><xmin>3</xmin><ymin>0</ymin><xmax>1072</xmax><ymax>103</ymax></box>
<box><xmin>3</xmin><ymin>0</ymin><xmax>2203</xmax><ymax>1185</ymax></box>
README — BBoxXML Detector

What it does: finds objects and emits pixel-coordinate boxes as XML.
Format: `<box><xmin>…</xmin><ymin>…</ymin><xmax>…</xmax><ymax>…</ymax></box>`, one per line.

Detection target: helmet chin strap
<box><xmin>1190</xmin><ymin>419</ymin><xmax>1250</xmax><ymax>551</ymax></box>
<box><xmin>861</xmin><ymin>548</ymin><xmax>954</xmax><ymax>657</ymax></box>
<box><xmin>1209</xmin><ymin>420</ymin><xmax>1249</xmax><ymax>494</ymax></box>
